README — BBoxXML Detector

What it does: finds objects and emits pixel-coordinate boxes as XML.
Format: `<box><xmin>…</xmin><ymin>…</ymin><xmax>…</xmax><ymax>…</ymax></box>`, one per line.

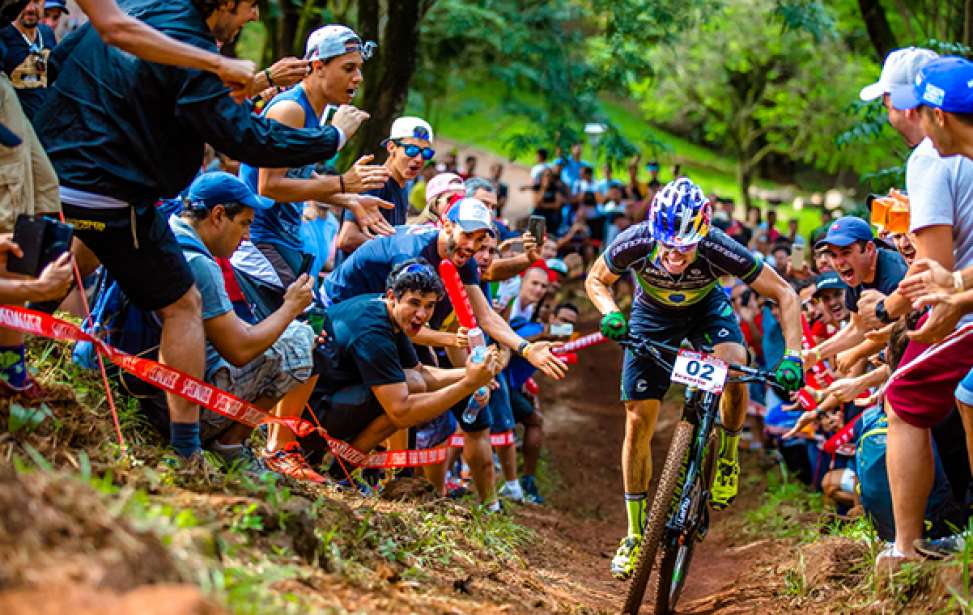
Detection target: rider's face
<box><xmin>657</xmin><ymin>243</ymin><xmax>697</xmax><ymax>275</ymax></box>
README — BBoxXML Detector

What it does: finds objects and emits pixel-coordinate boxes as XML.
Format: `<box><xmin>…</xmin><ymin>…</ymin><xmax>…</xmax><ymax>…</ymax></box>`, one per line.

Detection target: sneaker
<box><xmin>210</xmin><ymin>440</ymin><xmax>272</xmax><ymax>480</ymax></box>
<box><xmin>610</xmin><ymin>535</ymin><xmax>642</xmax><ymax>580</ymax></box>
<box><xmin>874</xmin><ymin>543</ymin><xmax>917</xmax><ymax>577</ymax></box>
<box><xmin>499</xmin><ymin>480</ymin><xmax>526</xmax><ymax>503</ymax></box>
<box><xmin>263</xmin><ymin>442</ymin><xmax>327</xmax><ymax>484</ymax></box>
<box><xmin>520</xmin><ymin>475</ymin><xmax>545</xmax><ymax>504</ymax></box>
<box><xmin>710</xmin><ymin>458</ymin><xmax>739</xmax><ymax>511</ymax></box>
<box><xmin>915</xmin><ymin>533</ymin><xmax>968</xmax><ymax>559</ymax></box>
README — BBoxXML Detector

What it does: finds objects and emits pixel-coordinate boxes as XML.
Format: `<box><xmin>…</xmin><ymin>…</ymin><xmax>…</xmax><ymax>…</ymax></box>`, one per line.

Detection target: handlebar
<box><xmin>618</xmin><ymin>336</ymin><xmax>784</xmax><ymax>388</ymax></box>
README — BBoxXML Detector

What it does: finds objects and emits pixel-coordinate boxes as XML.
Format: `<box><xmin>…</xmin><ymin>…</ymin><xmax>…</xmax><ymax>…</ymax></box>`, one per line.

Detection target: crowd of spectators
<box><xmin>4</xmin><ymin>0</ymin><xmax>973</xmax><ymax>578</ymax></box>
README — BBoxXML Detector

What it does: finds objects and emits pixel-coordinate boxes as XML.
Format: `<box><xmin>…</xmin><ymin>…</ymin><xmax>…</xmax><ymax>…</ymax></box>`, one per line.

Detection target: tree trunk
<box><xmin>341</xmin><ymin>0</ymin><xmax>425</xmax><ymax>165</ymax></box>
<box><xmin>737</xmin><ymin>160</ymin><xmax>753</xmax><ymax>209</ymax></box>
<box><xmin>275</xmin><ymin>1</ymin><xmax>302</xmax><ymax>59</ymax></box>
<box><xmin>857</xmin><ymin>0</ymin><xmax>898</xmax><ymax>61</ymax></box>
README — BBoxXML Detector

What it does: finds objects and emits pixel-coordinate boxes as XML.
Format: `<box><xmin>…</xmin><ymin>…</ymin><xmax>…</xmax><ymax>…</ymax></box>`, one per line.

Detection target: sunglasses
<box><xmin>393</xmin><ymin>139</ymin><xmax>435</xmax><ymax>161</ymax></box>
<box><xmin>657</xmin><ymin>241</ymin><xmax>697</xmax><ymax>253</ymax></box>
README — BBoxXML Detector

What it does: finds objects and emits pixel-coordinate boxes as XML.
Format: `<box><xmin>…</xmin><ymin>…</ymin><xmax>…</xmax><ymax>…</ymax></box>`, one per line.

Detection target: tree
<box><xmin>635</xmin><ymin>0</ymin><xmax>897</xmax><ymax>205</ymax></box>
<box><xmin>856</xmin><ymin>0</ymin><xmax>898</xmax><ymax>59</ymax></box>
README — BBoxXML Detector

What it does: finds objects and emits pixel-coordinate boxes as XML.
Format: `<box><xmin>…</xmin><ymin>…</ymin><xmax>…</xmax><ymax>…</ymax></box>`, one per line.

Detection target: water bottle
<box><xmin>462</xmin><ymin>327</ymin><xmax>489</xmax><ymax>423</ymax></box>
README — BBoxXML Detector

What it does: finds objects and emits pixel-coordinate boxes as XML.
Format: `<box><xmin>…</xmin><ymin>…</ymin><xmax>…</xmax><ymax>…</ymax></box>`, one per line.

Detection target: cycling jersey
<box><xmin>604</xmin><ymin>224</ymin><xmax>763</xmax><ymax>309</ymax></box>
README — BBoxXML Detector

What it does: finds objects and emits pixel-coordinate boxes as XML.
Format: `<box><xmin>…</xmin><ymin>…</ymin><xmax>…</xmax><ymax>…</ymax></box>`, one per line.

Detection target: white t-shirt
<box><xmin>906</xmin><ymin>137</ymin><xmax>973</xmax><ymax>325</ymax></box>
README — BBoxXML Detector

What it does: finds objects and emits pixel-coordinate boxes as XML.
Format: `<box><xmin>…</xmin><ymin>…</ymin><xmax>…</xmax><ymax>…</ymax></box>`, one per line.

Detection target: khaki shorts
<box><xmin>0</xmin><ymin>74</ymin><xmax>59</xmax><ymax>232</ymax></box>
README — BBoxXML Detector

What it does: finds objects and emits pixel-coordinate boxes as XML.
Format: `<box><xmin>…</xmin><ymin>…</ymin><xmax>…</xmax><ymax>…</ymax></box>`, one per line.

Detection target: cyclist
<box><xmin>585</xmin><ymin>178</ymin><xmax>804</xmax><ymax>580</ymax></box>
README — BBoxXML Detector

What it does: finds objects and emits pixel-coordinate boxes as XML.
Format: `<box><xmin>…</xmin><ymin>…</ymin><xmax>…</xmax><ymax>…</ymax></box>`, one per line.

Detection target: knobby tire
<box><xmin>621</xmin><ymin>420</ymin><xmax>694</xmax><ymax>614</ymax></box>
<box><xmin>650</xmin><ymin>430</ymin><xmax>718</xmax><ymax>614</ymax></box>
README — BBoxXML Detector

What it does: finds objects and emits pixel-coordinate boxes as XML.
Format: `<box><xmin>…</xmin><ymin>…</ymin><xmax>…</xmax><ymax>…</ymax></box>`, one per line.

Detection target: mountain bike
<box><xmin>618</xmin><ymin>336</ymin><xmax>785</xmax><ymax>615</ymax></box>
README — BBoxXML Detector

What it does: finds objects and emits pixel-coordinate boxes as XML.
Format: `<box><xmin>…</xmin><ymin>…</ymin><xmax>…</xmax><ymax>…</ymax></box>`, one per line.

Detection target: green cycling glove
<box><xmin>600</xmin><ymin>311</ymin><xmax>628</xmax><ymax>341</ymax></box>
<box><xmin>774</xmin><ymin>353</ymin><xmax>804</xmax><ymax>393</ymax></box>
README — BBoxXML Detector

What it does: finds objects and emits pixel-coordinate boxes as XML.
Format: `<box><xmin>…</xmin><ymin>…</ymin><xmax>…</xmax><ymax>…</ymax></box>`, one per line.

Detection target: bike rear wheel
<box><xmin>621</xmin><ymin>421</ymin><xmax>694</xmax><ymax>614</ymax></box>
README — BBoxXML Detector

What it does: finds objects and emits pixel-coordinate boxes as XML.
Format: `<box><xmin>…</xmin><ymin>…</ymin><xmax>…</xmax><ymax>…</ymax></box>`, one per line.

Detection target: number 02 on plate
<box><xmin>671</xmin><ymin>350</ymin><xmax>728</xmax><ymax>393</ymax></box>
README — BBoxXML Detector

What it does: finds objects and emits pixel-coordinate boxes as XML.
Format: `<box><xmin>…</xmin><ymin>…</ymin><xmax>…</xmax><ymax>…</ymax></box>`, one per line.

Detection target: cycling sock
<box><xmin>170</xmin><ymin>421</ymin><xmax>201</xmax><ymax>458</ymax></box>
<box><xmin>719</xmin><ymin>427</ymin><xmax>742</xmax><ymax>462</ymax></box>
<box><xmin>625</xmin><ymin>492</ymin><xmax>648</xmax><ymax>537</ymax></box>
<box><xmin>0</xmin><ymin>344</ymin><xmax>28</xmax><ymax>389</ymax></box>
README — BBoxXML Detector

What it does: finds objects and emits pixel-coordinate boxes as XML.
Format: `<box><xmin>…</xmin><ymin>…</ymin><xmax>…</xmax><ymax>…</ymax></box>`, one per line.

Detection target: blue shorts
<box><xmin>510</xmin><ymin>386</ymin><xmax>535</xmax><ymax>422</ymax></box>
<box><xmin>955</xmin><ymin>367</ymin><xmax>973</xmax><ymax>406</ymax></box>
<box><xmin>489</xmin><ymin>373</ymin><xmax>515</xmax><ymax>434</ymax></box>
<box><xmin>621</xmin><ymin>290</ymin><xmax>744</xmax><ymax>401</ymax></box>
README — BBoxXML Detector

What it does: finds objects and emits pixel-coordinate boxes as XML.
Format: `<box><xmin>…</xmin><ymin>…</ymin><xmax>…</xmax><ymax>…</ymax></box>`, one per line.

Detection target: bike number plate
<box><xmin>671</xmin><ymin>350</ymin><xmax>728</xmax><ymax>393</ymax></box>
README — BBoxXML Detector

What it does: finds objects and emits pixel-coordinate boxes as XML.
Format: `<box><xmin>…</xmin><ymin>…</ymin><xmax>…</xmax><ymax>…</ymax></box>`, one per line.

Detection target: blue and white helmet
<box><xmin>648</xmin><ymin>178</ymin><xmax>712</xmax><ymax>247</ymax></box>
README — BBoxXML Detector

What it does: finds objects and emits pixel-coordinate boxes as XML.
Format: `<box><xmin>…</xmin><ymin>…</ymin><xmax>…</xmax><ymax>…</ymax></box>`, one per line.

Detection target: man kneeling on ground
<box><xmin>302</xmin><ymin>259</ymin><xmax>501</xmax><ymax>488</ymax></box>
<box><xmin>173</xmin><ymin>172</ymin><xmax>323</xmax><ymax>481</ymax></box>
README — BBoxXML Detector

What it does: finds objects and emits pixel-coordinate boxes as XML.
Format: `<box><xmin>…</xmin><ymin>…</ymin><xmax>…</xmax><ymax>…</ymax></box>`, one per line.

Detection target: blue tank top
<box><xmin>239</xmin><ymin>85</ymin><xmax>321</xmax><ymax>253</ymax></box>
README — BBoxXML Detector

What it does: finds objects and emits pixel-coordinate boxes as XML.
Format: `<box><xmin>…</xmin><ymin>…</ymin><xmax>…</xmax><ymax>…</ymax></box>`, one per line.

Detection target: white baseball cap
<box><xmin>444</xmin><ymin>197</ymin><xmax>494</xmax><ymax>236</ymax></box>
<box><xmin>305</xmin><ymin>24</ymin><xmax>375</xmax><ymax>61</ymax></box>
<box><xmin>859</xmin><ymin>47</ymin><xmax>939</xmax><ymax>101</ymax></box>
<box><xmin>386</xmin><ymin>116</ymin><xmax>434</xmax><ymax>144</ymax></box>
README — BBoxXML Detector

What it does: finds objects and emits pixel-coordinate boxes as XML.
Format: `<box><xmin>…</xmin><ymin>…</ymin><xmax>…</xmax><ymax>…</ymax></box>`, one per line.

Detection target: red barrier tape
<box><xmin>0</xmin><ymin>305</ymin><xmax>517</xmax><ymax>470</ymax></box>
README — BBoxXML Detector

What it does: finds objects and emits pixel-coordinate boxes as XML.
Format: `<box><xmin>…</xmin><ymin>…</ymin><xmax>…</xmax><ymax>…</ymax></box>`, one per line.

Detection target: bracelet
<box><xmin>339</xmin><ymin>174</ymin><xmax>346</xmax><ymax>193</ymax></box>
<box><xmin>263</xmin><ymin>67</ymin><xmax>275</xmax><ymax>87</ymax></box>
<box><xmin>813</xmin><ymin>347</ymin><xmax>822</xmax><ymax>364</ymax></box>
<box><xmin>517</xmin><ymin>341</ymin><xmax>530</xmax><ymax>357</ymax></box>
<box><xmin>955</xmin><ymin>270</ymin><xmax>965</xmax><ymax>292</ymax></box>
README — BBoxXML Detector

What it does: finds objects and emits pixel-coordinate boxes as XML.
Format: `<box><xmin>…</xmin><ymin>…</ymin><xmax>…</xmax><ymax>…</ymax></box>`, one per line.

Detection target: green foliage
<box><xmin>7</xmin><ymin>402</ymin><xmax>54</xmax><ymax>434</ymax></box>
<box><xmin>743</xmin><ymin>465</ymin><xmax>823</xmax><ymax>542</ymax></box>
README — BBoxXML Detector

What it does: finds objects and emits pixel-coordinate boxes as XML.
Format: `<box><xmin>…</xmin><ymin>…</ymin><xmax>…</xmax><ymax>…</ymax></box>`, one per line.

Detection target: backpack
<box><xmin>856</xmin><ymin>406</ymin><xmax>965</xmax><ymax>541</ymax></box>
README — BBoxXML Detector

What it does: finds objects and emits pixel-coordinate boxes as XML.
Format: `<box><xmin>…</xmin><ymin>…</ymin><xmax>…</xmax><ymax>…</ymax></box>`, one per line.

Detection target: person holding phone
<box><xmin>168</xmin><ymin>172</ymin><xmax>322</xmax><ymax>479</ymax></box>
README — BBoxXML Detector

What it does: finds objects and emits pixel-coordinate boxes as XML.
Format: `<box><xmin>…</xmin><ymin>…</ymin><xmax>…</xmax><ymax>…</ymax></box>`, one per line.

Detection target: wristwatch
<box><xmin>874</xmin><ymin>299</ymin><xmax>893</xmax><ymax>325</ymax></box>
<box><xmin>516</xmin><ymin>340</ymin><xmax>530</xmax><ymax>357</ymax></box>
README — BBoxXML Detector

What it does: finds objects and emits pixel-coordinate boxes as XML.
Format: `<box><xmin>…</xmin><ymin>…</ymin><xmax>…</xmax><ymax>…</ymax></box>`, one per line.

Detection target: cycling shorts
<box><xmin>621</xmin><ymin>289</ymin><xmax>744</xmax><ymax>401</ymax></box>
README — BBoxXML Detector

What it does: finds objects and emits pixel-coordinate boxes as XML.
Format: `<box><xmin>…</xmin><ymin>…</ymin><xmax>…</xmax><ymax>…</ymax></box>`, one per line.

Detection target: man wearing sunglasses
<box><xmin>0</xmin><ymin>0</ymin><xmax>54</xmax><ymax>120</ymax></box>
<box><xmin>585</xmin><ymin>177</ymin><xmax>803</xmax><ymax>580</ymax></box>
<box><xmin>337</xmin><ymin>116</ymin><xmax>436</xmax><ymax>256</ymax></box>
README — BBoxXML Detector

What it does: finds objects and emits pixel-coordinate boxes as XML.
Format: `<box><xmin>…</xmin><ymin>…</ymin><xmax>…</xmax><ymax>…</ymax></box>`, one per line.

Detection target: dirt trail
<box><xmin>522</xmin><ymin>311</ymin><xmax>774</xmax><ymax>613</ymax></box>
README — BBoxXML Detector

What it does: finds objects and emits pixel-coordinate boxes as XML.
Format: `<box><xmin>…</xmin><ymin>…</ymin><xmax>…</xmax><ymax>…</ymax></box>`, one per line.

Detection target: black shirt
<box><xmin>844</xmin><ymin>247</ymin><xmax>908</xmax><ymax>313</ymax></box>
<box><xmin>343</xmin><ymin>175</ymin><xmax>408</xmax><ymax>227</ymax></box>
<box><xmin>315</xmin><ymin>293</ymin><xmax>419</xmax><ymax>398</ymax></box>
<box><xmin>35</xmin><ymin>0</ymin><xmax>341</xmax><ymax>207</ymax></box>
<box><xmin>0</xmin><ymin>23</ymin><xmax>55</xmax><ymax>119</ymax></box>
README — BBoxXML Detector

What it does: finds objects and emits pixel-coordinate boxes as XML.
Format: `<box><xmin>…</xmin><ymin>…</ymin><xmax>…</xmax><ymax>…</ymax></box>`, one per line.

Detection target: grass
<box><xmin>742</xmin><ymin>464</ymin><xmax>824</xmax><ymax>543</ymax></box>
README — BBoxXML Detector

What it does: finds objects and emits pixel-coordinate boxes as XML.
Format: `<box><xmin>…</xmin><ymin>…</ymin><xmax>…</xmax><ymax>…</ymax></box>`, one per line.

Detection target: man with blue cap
<box><xmin>170</xmin><ymin>172</ymin><xmax>325</xmax><ymax>482</ymax></box>
<box><xmin>894</xmin><ymin>55</ymin><xmax>973</xmax><ymax>160</ymax></box>
<box><xmin>802</xmin><ymin>216</ymin><xmax>907</xmax><ymax>369</ymax></box>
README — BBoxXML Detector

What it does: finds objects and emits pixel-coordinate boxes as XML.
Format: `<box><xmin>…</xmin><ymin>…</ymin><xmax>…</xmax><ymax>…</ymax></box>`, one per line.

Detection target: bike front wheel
<box><xmin>621</xmin><ymin>420</ymin><xmax>694</xmax><ymax>614</ymax></box>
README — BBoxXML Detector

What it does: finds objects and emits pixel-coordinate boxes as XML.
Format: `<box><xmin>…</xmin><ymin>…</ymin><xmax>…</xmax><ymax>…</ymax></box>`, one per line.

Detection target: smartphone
<box><xmin>297</xmin><ymin>253</ymin><xmax>315</xmax><ymax>278</ymax></box>
<box><xmin>527</xmin><ymin>215</ymin><xmax>546</xmax><ymax>243</ymax></box>
<box><xmin>7</xmin><ymin>214</ymin><xmax>73</xmax><ymax>277</ymax></box>
<box><xmin>550</xmin><ymin>322</ymin><xmax>573</xmax><ymax>338</ymax></box>
<box><xmin>790</xmin><ymin>243</ymin><xmax>805</xmax><ymax>272</ymax></box>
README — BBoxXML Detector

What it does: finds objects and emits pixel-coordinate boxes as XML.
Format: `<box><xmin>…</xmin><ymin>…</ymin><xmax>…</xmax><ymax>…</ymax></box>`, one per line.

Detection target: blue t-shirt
<box><xmin>0</xmin><ymin>23</ymin><xmax>55</xmax><ymax>120</ymax></box>
<box><xmin>240</xmin><ymin>84</ymin><xmax>320</xmax><ymax>252</ymax></box>
<box><xmin>844</xmin><ymin>247</ymin><xmax>908</xmax><ymax>313</ymax></box>
<box><xmin>170</xmin><ymin>216</ymin><xmax>234</xmax><ymax>380</ymax></box>
<box><xmin>324</xmin><ymin>226</ymin><xmax>480</xmax><ymax>329</ymax></box>
<box><xmin>315</xmin><ymin>293</ymin><xmax>419</xmax><ymax>398</ymax></box>
<box><xmin>300</xmin><ymin>212</ymin><xmax>339</xmax><ymax>284</ymax></box>
<box><xmin>36</xmin><ymin>0</ymin><xmax>340</xmax><ymax>207</ymax></box>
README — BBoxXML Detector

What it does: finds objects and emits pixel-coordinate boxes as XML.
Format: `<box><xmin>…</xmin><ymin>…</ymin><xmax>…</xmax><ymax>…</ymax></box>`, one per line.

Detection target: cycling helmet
<box><xmin>648</xmin><ymin>178</ymin><xmax>712</xmax><ymax>247</ymax></box>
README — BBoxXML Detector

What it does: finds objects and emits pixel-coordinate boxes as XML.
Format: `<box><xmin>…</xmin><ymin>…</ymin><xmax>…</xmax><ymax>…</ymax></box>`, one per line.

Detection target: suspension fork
<box><xmin>669</xmin><ymin>389</ymin><xmax>720</xmax><ymax>533</ymax></box>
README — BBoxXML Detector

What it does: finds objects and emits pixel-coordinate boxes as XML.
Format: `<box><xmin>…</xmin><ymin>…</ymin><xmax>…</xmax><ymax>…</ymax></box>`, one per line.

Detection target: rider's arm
<box><xmin>256</xmin><ymin>102</ymin><xmax>343</xmax><ymax>203</ymax></box>
<box><xmin>749</xmin><ymin>264</ymin><xmax>802</xmax><ymax>351</ymax></box>
<box><xmin>585</xmin><ymin>256</ymin><xmax>622</xmax><ymax>315</ymax></box>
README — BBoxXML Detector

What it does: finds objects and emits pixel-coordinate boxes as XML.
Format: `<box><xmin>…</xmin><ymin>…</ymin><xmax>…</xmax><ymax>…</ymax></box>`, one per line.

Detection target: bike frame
<box><xmin>668</xmin><ymin>387</ymin><xmax>717</xmax><ymax>535</ymax></box>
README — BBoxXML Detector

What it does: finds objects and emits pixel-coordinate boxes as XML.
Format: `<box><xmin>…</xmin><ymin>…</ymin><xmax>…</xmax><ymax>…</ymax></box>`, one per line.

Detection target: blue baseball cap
<box><xmin>813</xmin><ymin>271</ymin><xmax>847</xmax><ymax>296</ymax></box>
<box><xmin>186</xmin><ymin>172</ymin><xmax>273</xmax><ymax>211</ymax></box>
<box><xmin>891</xmin><ymin>56</ymin><xmax>973</xmax><ymax>113</ymax></box>
<box><xmin>814</xmin><ymin>216</ymin><xmax>874</xmax><ymax>249</ymax></box>
<box><xmin>44</xmin><ymin>0</ymin><xmax>69</xmax><ymax>13</ymax></box>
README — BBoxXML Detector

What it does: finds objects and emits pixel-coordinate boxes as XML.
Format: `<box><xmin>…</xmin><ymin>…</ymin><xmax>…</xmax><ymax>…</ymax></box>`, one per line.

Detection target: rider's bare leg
<box><xmin>622</xmin><ymin>398</ymin><xmax>661</xmax><ymax>535</ymax></box>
